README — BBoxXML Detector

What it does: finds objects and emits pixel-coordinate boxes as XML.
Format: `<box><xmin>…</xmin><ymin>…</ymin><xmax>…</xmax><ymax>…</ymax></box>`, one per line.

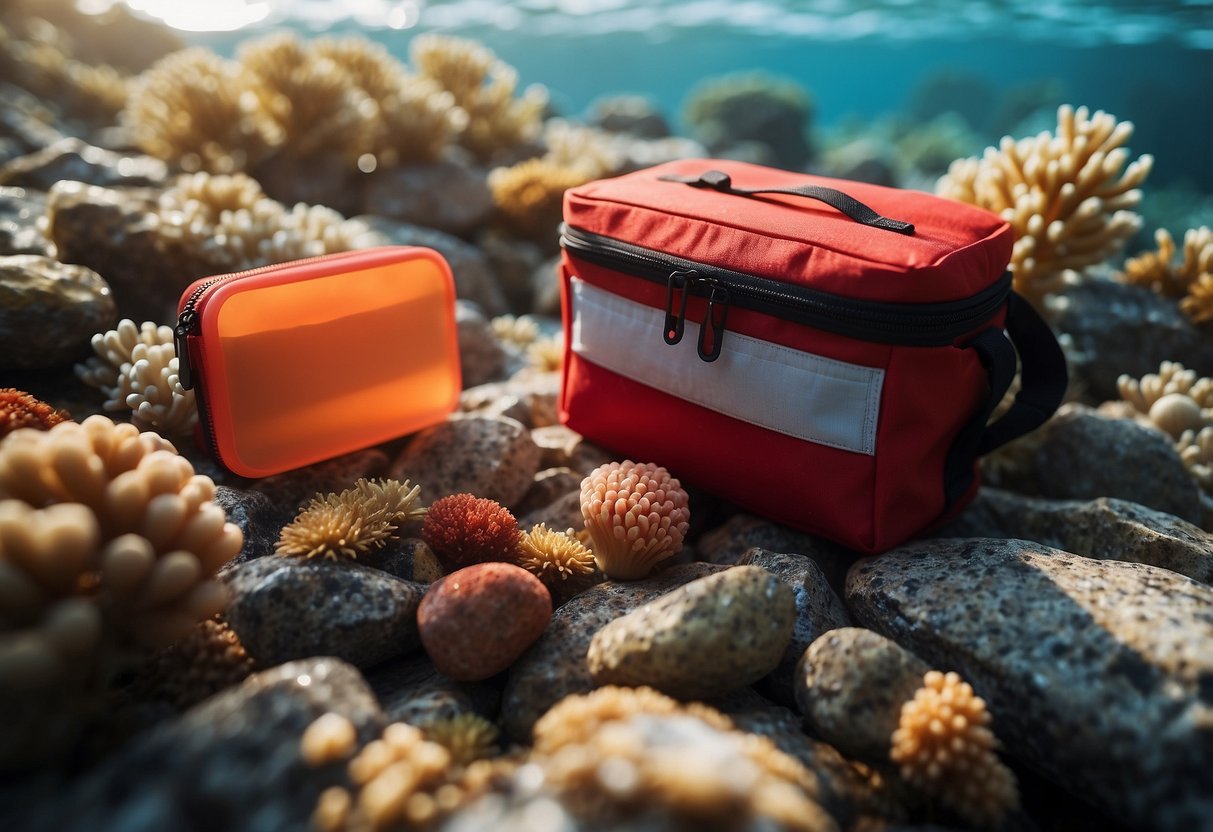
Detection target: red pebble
<box><xmin>417</xmin><ymin>562</ymin><xmax>552</xmax><ymax>681</ymax></box>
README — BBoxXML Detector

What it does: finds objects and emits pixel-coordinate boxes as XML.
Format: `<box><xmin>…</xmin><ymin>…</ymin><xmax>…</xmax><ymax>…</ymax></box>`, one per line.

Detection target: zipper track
<box><xmin>561</xmin><ymin>225</ymin><xmax>1010</xmax><ymax>346</ymax></box>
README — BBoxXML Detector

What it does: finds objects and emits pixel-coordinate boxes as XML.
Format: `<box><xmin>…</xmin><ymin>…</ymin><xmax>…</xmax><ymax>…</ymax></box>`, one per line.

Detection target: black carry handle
<box><xmin>659</xmin><ymin>169</ymin><xmax>915</xmax><ymax>235</ymax></box>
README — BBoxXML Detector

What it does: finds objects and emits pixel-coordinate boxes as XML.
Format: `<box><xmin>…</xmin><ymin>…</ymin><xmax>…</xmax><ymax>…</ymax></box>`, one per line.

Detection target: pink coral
<box><xmin>580</xmin><ymin>460</ymin><xmax>690</xmax><ymax>580</ymax></box>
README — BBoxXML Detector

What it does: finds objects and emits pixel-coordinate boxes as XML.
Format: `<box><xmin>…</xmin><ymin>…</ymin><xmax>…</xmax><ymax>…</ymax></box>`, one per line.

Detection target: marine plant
<box><xmin>420</xmin><ymin>493</ymin><xmax>521</xmax><ymax>570</ymax></box>
<box><xmin>0</xmin><ymin>389</ymin><xmax>69</xmax><ymax>438</ymax></box>
<box><xmin>423</xmin><ymin>713</ymin><xmax>500</xmax><ymax>767</ymax></box>
<box><xmin>937</xmin><ymin>104</ymin><xmax>1153</xmax><ymax>310</ymax></box>
<box><xmin>890</xmin><ymin>670</ymin><xmax>1019</xmax><ymax>828</ymax></box>
<box><xmin>276</xmin><ymin>478</ymin><xmax>425</xmax><ymax>561</ymax></box>
<box><xmin>514</xmin><ymin>523</ymin><xmax>598</xmax><ymax>604</ymax></box>
<box><xmin>579</xmin><ymin>460</ymin><xmax>690</xmax><ymax>580</ymax></box>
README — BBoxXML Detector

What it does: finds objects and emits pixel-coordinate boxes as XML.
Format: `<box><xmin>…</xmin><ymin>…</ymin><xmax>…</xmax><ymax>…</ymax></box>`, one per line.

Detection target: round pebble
<box><xmin>418</xmin><ymin>562</ymin><xmax>552</xmax><ymax>681</ymax></box>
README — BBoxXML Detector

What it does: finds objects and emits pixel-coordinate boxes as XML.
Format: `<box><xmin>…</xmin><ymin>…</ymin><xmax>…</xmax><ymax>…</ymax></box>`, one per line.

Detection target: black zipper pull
<box><xmin>664</xmin><ymin>269</ymin><xmax>695</xmax><ymax>346</ymax></box>
<box><xmin>175</xmin><ymin>311</ymin><xmax>197</xmax><ymax>391</ymax></box>
<box><xmin>697</xmin><ymin>279</ymin><xmax>730</xmax><ymax>362</ymax></box>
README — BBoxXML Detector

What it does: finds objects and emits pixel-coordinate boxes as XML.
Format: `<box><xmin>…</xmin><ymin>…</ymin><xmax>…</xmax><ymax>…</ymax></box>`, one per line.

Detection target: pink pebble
<box><xmin>418</xmin><ymin>562</ymin><xmax>553</xmax><ymax>681</ymax></box>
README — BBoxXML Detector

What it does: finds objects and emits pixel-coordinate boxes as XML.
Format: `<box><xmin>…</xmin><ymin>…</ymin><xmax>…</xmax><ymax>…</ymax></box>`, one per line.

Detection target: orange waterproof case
<box><xmin>175</xmin><ymin>247</ymin><xmax>460</xmax><ymax>478</ymax></box>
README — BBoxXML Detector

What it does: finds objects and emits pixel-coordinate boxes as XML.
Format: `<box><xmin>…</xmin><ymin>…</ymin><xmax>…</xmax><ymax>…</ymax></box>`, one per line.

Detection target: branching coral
<box><xmin>1177</xmin><ymin>427</ymin><xmax>1213</xmax><ymax>492</ymax></box>
<box><xmin>0</xmin><ymin>389</ymin><xmax>69</xmax><ymax>438</ymax></box>
<box><xmin>276</xmin><ymin>478</ymin><xmax>425</xmax><ymax>561</ymax></box>
<box><xmin>1116</xmin><ymin>361</ymin><xmax>1213</xmax><ymax>439</ymax></box>
<box><xmin>1175</xmin><ymin>228</ymin><xmax>1213</xmax><ymax>322</ymax></box>
<box><xmin>423</xmin><ymin>713</ymin><xmax>500</xmax><ymax>767</ymax></box>
<box><xmin>937</xmin><ymin>105</ymin><xmax>1152</xmax><ymax>310</ymax></box>
<box><xmin>525</xmin><ymin>334</ymin><xmax>565</xmax><ymax>373</ymax></box>
<box><xmin>514</xmin><ymin>523</ymin><xmax>598</xmax><ymax>604</ymax></box>
<box><xmin>130</xmin><ymin>615</ymin><xmax>255</xmax><ymax>709</ymax></box>
<box><xmin>420</xmin><ymin>493</ymin><xmax>521</xmax><ymax>570</ymax></box>
<box><xmin>890</xmin><ymin>670</ymin><xmax>1019</xmax><ymax>828</ymax></box>
<box><xmin>490</xmin><ymin>314</ymin><xmax>540</xmax><ymax>348</ymax></box>
<box><xmin>488</xmin><ymin>157</ymin><xmax>593</xmax><ymax>243</ymax></box>
<box><xmin>580</xmin><ymin>460</ymin><xmax>690</xmax><ymax>580</ymax></box>
<box><xmin>533</xmin><ymin>686</ymin><xmax>836</xmax><ymax>832</ymax></box>
<box><xmin>410</xmin><ymin>34</ymin><xmax>547</xmax><ymax>163</ymax></box>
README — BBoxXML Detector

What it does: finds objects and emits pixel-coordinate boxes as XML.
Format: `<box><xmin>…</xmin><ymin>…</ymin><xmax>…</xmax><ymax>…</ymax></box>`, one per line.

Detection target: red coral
<box><xmin>421</xmin><ymin>493</ymin><xmax>521</xmax><ymax>569</ymax></box>
<box><xmin>0</xmin><ymin>389</ymin><xmax>70</xmax><ymax>438</ymax></box>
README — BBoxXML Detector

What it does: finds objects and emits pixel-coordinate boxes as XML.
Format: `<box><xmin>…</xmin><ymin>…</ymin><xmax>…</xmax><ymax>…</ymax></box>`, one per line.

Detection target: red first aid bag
<box><xmin>557</xmin><ymin>159</ymin><xmax>1066</xmax><ymax>554</ymax></box>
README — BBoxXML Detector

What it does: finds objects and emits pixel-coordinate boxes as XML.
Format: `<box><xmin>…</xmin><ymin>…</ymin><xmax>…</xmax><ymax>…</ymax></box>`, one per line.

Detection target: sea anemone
<box><xmin>131</xmin><ymin>616</ymin><xmax>255</xmax><ymax>709</ymax></box>
<box><xmin>890</xmin><ymin>670</ymin><xmax>1019</xmax><ymax>828</ymax></box>
<box><xmin>420</xmin><ymin>493</ymin><xmax>521</xmax><ymax>570</ymax></box>
<box><xmin>514</xmin><ymin>523</ymin><xmax>598</xmax><ymax>604</ymax></box>
<box><xmin>938</xmin><ymin>104</ymin><xmax>1152</xmax><ymax>311</ymax></box>
<box><xmin>0</xmin><ymin>389</ymin><xmax>69</xmax><ymax>438</ymax></box>
<box><xmin>423</xmin><ymin>713</ymin><xmax>500</xmax><ymax>767</ymax></box>
<box><xmin>276</xmin><ymin>479</ymin><xmax>425</xmax><ymax>561</ymax></box>
<box><xmin>579</xmin><ymin>460</ymin><xmax>690</xmax><ymax>580</ymax></box>
<box><xmin>301</xmin><ymin>712</ymin><xmax>359</xmax><ymax>767</ymax></box>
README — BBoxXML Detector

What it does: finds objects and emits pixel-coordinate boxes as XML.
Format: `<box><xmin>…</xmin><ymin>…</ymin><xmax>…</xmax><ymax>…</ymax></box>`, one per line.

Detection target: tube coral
<box><xmin>937</xmin><ymin>105</ymin><xmax>1152</xmax><ymax>310</ymax></box>
<box><xmin>579</xmin><ymin>460</ymin><xmax>690</xmax><ymax>580</ymax></box>
<box><xmin>276</xmin><ymin>479</ymin><xmax>425</xmax><ymax>561</ymax></box>
<box><xmin>0</xmin><ymin>389</ymin><xmax>69</xmax><ymax>438</ymax></box>
<box><xmin>420</xmin><ymin>493</ymin><xmax>521</xmax><ymax>570</ymax></box>
<box><xmin>890</xmin><ymin>670</ymin><xmax>1019</xmax><ymax>828</ymax></box>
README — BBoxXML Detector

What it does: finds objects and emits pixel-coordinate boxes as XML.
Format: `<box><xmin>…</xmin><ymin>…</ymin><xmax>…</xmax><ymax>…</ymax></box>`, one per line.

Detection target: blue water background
<box><xmin>188</xmin><ymin>2</ymin><xmax>1213</xmax><ymax>192</ymax></box>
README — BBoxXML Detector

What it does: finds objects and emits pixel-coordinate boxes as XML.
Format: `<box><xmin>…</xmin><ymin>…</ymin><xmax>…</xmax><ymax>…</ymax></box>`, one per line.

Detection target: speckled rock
<box><xmin>456</xmin><ymin>301</ymin><xmax>508</xmax><ymax>388</ymax></box>
<box><xmin>794</xmin><ymin>627</ymin><xmax>931</xmax><ymax>762</ymax></box>
<box><xmin>0</xmin><ymin>254</ymin><xmax>115</xmax><ymax>371</ymax></box>
<box><xmin>476</xmin><ymin>229</ymin><xmax>546</xmax><ymax>313</ymax></box>
<box><xmin>390</xmin><ymin>415</ymin><xmax>541</xmax><ymax>509</ymax></box>
<box><xmin>0</xmin><ymin>137</ymin><xmax>168</xmax><ymax>191</ymax></box>
<box><xmin>352</xmin><ymin>215</ymin><xmax>507</xmax><ymax>316</ymax></box>
<box><xmin>249</xmin><ymin>448</ymin><xmax>390</xmax><ymax>519</ymax></box>
<box><xmin>362</xmin><ymin>161</ymin><xmax>494</xmax><ymax>237</ymax></box>
<box><xmin>0</xmin><ymin>186</ymin><xmax>50</xmax><ymax>256</ymax></box>
<box><xmin>939</xmin><ymin>487</ymin><xmax>1213</xmax><ymax>583</ymax></box>
<box><xmin>213</xmin><ymin>485</ymin><xmax>281</xmax><ymax>567</ymax></box>
<box><xmin>846</xmin><ymin>538</ymin><xmax>1213</xmax><ymax>831</ymax></box>
<box><xmin>460</xmin><ymin>373</ymin><xmax>561</xmax><ymax>429</ymax></box>
<box><xmin>1035</xmin><ymin>404</ymin><xmax>1201</xmax><ymax>524</ymax></box>
<box><xmin>740</xmin><ymin>549</ymin><xmax>852</xmax><ymax>706</ymax></box>
<box><xmin>224</xmin><ymin>557</ymin><xmax>425</xmax><ymax>669</ymax></box>
<box><xmin>364</xmin><ymin>653</ymin><xmax>500</xmax><ymax>726</ymax></box>
<box><xmin>418</xmin><ymin>562</ymin><xmax>552</xmax><ymax>681</ymax></box>
<box><xmin>1055</xmin><ymin>279</ymin><xmax>1213</xmax><ymax>402</ymax></box>
<box><xmin>250</xmin><ymin>151</ymin><xmax>360</xmax><ymax>216</ymax></box>
<box><xmin>500</xmin><ymin>562</ymin><xmax>724</xmax><ymax>740</ymax></box>
<box><xmin>530</xmin><ymin>255</ymin><xmax>562</xmax><ymax>316</ymax></box>
<box><xmin>514</xmin><ymin>467</ymin><xmax>581</xmax><ymax>518</ymax></box>
<box><xmin>41</xmin><ymin>658</ymin><xmax>383</xmax><ymax>832</ymax></box>
<box><xmin>529</xmin><ymin>424</ymin><xmax>613</xmax><ymax>474</ymax></box>
<box><xmin>587</xmin><ymin>565</ymin><xmax>795</xmax><ymax>699</ymax></box>
<box><xmin>518</xmin><ymin>489</ymin><xmax>585</xmax><ymax>536</ymax></box>
<box><xmin>361</xmin><ymin>538</ymin><xmax>444</xmax><ymax>583</ymax></box>
<box><xmin>697</xmin><ymin>513</ymin><xmax>857</xmax><ymax>590</ymax></box>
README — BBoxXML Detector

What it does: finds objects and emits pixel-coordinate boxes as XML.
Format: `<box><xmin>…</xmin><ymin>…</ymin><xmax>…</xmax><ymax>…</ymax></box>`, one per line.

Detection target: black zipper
<box><xmin>561</xmin><ymin>225</ymin><xmax>1011</xmax><ymax>352</ymax></box>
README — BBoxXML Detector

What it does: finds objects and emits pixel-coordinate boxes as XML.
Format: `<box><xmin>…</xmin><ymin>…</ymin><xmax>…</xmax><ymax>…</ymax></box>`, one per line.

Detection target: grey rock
<box><xmin>360</xmin><ymin>538</ymin><xmax>444</xmax><ymax>584</ymax></box>
<box><xmin>352</xmin><ymin>214</ymin><xmax>507</xmax><ymax>316</ymax></box>
<box><xmin>47</xmin><ymin>658</ymin><xmax>383</xmax><ymax>832</ymax></box>
<box><xmin>0</xmin><ymin>85</ymin><xmax>67</xmax><ymax>157</ymax></box>
<box><xmin>794</xmin><ymin>627</ymin><xmax>930</xmax><ymax>762</ymax></box>
<box><xmin>390</xmin><ymin>415</ymin><xmax>541</xmax><ymax>509</ymax></box>
<box><xmin>1055</xmin><ymin>279</ymin><xmax>1213</xmax><ymax>402</ymax></box>
<box><xmin>513</xmin><ymin>467</ymin><xmax>581</xmax><ymax>519</ymax></box>
<box><xmin>587</xmin><ymin>565</ymin><xmax>796</xmax><ymax>700</ymax></box>
<box><xmin>224</xmin><ymin>557</ymin><xmax>425</xmax><ymax>669</ymax></box>
<box><xmin>1035</xmin><ymin>404</ymin><xmax>1201</xmax><ymax>524</ymax></box>
<box><xmin>0</xmin><ymin>138</ymin><xmax>168</xmax><ymax>191</ymax></box>
<box><xmin>589</xmin><ymin>95</ymin><xmax>672</xmax><ymax>139</ymax></box>
<box><xmin>529</xmin><ymin>424</ymin><xmax>612</xmax><ymax>474</ymax></box>
<box><xmin>530</xmin><ymin>255</ymin><xmax>562</xmax><ymax>316</ymax></box>
<box><xmin>248</xmin><ymin>448</ymin><xmax>390</xmax><ymax>520</ymax></box>
<box><xmin>460</xmin><ymin>373</ymin><xmax>561</xmax><ymax>429</ymax></box>
<box><xmin>500</xmin><ymin>562</ymin><xmax>725</xmax><ymax>741</ymax></box>
<box><xmin>939</xmin><ymin>487</ymin><xmax>1213</xmax><ymax>583</ymax></box>
<box><xmin>739</xmin><ymin>549</ymin><xmax>852</xmax><ymax>706</ymax></box>
<box><xmin>476</xmin><ymin>229</ymin><xmax>546</xmax><ymax>314</ymax></box>
<box><xmin>697</xmin><ymin>513</ymin><xmax>857</xmax><ymax>590</ymax></box>
<box><xmin>846</xmin><ymin>538</ymin><xmax>1213</xmax><ymax>831</ymax></box>
<box><xmin>361</xmin><ymin>161</ymin><xmax>494</xmax><ymax>237</ymax></box>
<box><xmin>251</xmin><ymin>151</ymin><xmax>361</xmax><ymax>217</ymax></box>
<box><xmin>518</xmin><ymin>490</ymin><xmax>584</xmax><ymax>537</ymax></box>
<box><xmin>456</xmin><ymin>301</ymin><xmax>508</xmax><ymax>388</ymax></box>
<box><xmin>0</xmin><ymin>254</ymin><xmax>115</xmax><ymax>370</ymax></box>
<box><xmin>213</xmin><ymin>485</ymin><xmax>282</xmax><ymax>568</ymax></box>
<box><xmin>364</xmin><ymin>653</ymin><xmax>500</xmax><ymax>726</ymax></box>
<box><xmin>0</xmin><ymin>187</ymin><xmax>51</xmax><ymax>256</ymax></box>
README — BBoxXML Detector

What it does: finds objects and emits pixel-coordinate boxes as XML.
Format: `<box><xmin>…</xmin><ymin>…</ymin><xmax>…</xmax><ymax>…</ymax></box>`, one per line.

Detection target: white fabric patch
<box><xmin>570</xmin><ymin>277</ymin><xmax>884</xmax><ymax>455</ymax></box>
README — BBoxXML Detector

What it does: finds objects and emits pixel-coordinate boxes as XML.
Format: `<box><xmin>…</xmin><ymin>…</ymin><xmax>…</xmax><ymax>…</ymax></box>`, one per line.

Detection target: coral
<box><xmin>890</xmin><ymin>670</ymin><xmax>1019</xmax><ymax>828</ymax></box>
<box><xmin>533</xmin><ymin>686</ymin><xmax>835</xmax><ymax>832</ymax></box>
<box><xmin>76</xmin><ymin>319</ymin><xmax>176</xmax><ymax>409</ymax></box>
<box><xmin>580</xmin><ymin>460</ymin><xmax>690</xmax><ymax>580</ymax></box>
<box><xmin>937</xmin><ymin>105</ymin><xmax>1152</xmax><ymax>310</ymax></box>
<box><xmin>410</xmin><ymin>34</ymin><xmax>547</xmax><ymax>163</ymax></box>
<box><xmin>1116</xmin><ymin>360</ymin><xmax>1213</xmax><ymax>437</ymax></box>
<box><xmin>1121</xmin><ymin>227</ymin><xmax>1213</xmax><ymax>308</ymax></box>
<box><xmin>1177</xmin><ymin>427</ymin><xmax>1213</xmax><ymax>492</ymax></box>
<box><xmin>684</xmin><ymin>72</ymin><xmax>813</xmax><ymax>169</ymax></box>
<box><xmin>541</xmin><ymin>118</ymin><xmax>624</xmax><ymax>178</ymax></box>
<box><xmin>125</xmin><ymin>47</ymin><xmax>270</xmax><ymax>174</ymax></box>
<box><xmin>276</xmin><ymin>479</ymin><xmax>425</xmax><ymax>561</ymax></box>
<box><xmin>420</xmin><ymin>493</ymin><xmax>521</xmax><ymax>570</ymax></box>
<box><xmin>311</xmin><ymin>722</ymin><xmax>456</xmax><ymax>832</ymax></box>
<box><xmin>0</xmin><ymin>389</ymin><xmax>69</xmax><ymax>438</ymax></box>
<box><xmin>490</xmin><ymin>314</ymin><xmax>540</xmax><ymax>348</ymax></box>
<box><xmin>488</xmin><ymin>157</ymin><xmax>593</xmax><ymax>243</ymax></box>
<box><xmin>130</xmin><ymin>616</ymin><xmax>255</xmax><ymax>709</ymax></box>
<box><xmin>302</xmin><ymin>712</ymin><xmax>359</xmax><ymax>766</ymax></box>
<box><xmin>525</xmin><ymin>334</ymin><xmax>565</xmax><ymax>373</ymax></box>
<box><xmin>514</xmin><ymin>523</ymin><xmax>598</xmax><ymax>604</ymax></box>
<box><xmin>423</xmin><ymin>713</ymin><xmax>500</xmax><ymax>767</ymax></box>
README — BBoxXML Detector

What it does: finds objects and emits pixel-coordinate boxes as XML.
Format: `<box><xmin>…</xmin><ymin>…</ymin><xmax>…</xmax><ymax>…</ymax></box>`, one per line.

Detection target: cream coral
<box><xmin>580</xmin><ymin>460</ymin><xmax>690</xmax><ymax>580</ymax></box>
<box><xmin>938</xmin><ymin>104</ymin><xmax>1152</xmax><ymax>309</ymax></box>
<box><xmin>276</xmin><ymin>479</ymin><xmax>425</xmax><ymax>561</ymax></box>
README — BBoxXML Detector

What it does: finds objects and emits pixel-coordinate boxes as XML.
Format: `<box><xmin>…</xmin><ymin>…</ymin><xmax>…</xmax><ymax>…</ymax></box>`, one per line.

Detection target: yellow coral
<box><xmin>423</xmin><ymin>713</ymin><xmax>500</xmax><ymax>767</ymax></box>
<box><xmin>515</xmin><ymin>523</ymin><xmax>598</xmax><ymax>603</ymax></box>
<box><xmin>526</xmin><ymin>333</ymin><xmax>565</xmax><ymax>373</ymax></box>
<box><xmin>890</xmin><ymin>670</ymin><xmax>1019</xmax><ymax>828</ymax></box>
<box><xmin>490</xmin><ymin>314</ymin><xmax>540</xmax><ymax>348</ymax></box>
<box><xmin>1122</xmin><ymin>228</ymin><xmax>1213</xmax><ymax>311</ymax></box>
<box><xmin>276</xmin><ymin>478</ymin><xmax>426</xmax><ymax>561</ymax></box>
<box><xmin>488</xmin><ymin>157</ymin><xmax>593</xmax><ymax>243</ymax></box>
<box><xmin>938</xmin><ymin>105</ymin><xmax>1152</xmax><ymax>310</ymax></box>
